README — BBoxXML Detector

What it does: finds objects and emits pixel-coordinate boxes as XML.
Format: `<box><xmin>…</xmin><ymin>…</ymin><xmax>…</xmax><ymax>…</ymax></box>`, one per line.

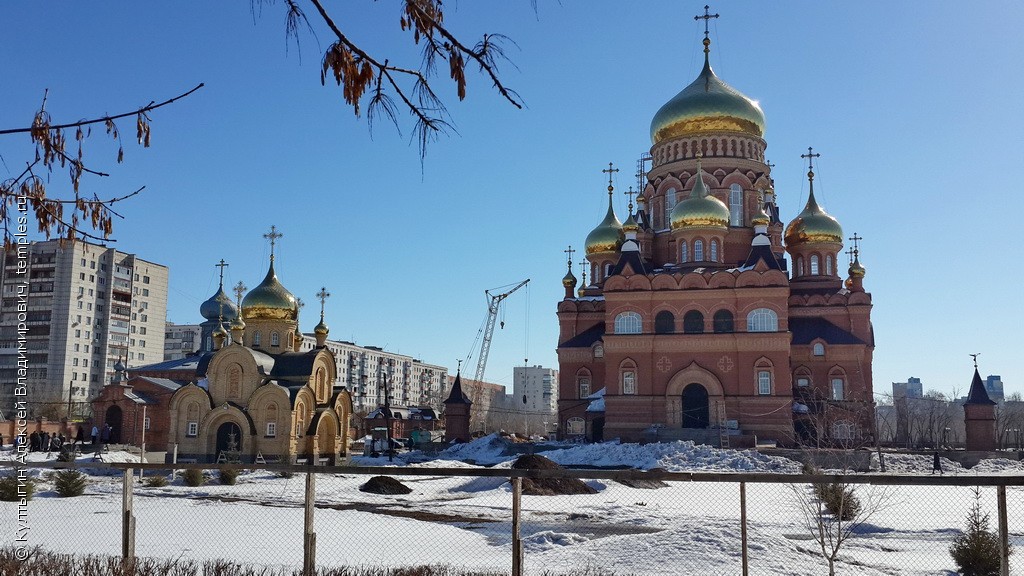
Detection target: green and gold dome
<box><xmin>585</xmin><ymin>187</ymin><xmax>625</xmax><ymax>256</ymax></box>
<box><xmin>650</xmin><ymin>40</ymin><xmax>765</xmax><ymax>145</ymax></box>
<box><xmin>671</xmin><ymin>163</ymin><xmax>729</xmax><ymax>230</ymax></box>
<box><xmin>784</xmin><ymin>187</ymin><xmax>843</xmax><ymax>247</ymax></box>
<box><xmin>241</xmin><ymin>259</ymin><xmax>299</xmax><ymax>321</ymax></box>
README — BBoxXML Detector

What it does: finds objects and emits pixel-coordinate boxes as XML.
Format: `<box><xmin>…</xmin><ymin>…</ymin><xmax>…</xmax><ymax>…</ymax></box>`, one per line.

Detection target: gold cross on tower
<box><xmin>316</xmin><ymin>286</ymin><xmax>331</xmax><ymax>320</ymax></box>
<box><xmin>263</xmin><ymin>225</ymin><xmax>283</xmax><ymax>260</ymax></box>
<box><xmin>602</xmin><ymin>162</ymin><xmax>619</xmax><ymax>194</ymax></box>
<box><xmin>564</xmin><ymin>245</ymin><xmax>575</xmax><ymax>269</ymax></box>
<box><xmin>801</xmin><ymin>147</ymin><xmax>821</xmax><ymax>181</ymax></box>
<box><xmin>625</xmin><ymin>186</ymin><xmax>636</xmax><ymax>212</ymax></box>
<box><xmin>233</xmin><ymin>281</ymin><xmax>247</xmax><ymax>309</ymax></box>
<box><xmin>695</xmin><ymin>5</ymin><xmax>720</xmax><ymax>53</ymax></box>
<box><xmin>215</xmin><ymin>259</ymin><xmax>229</xmax><ymax>288</ymax></box>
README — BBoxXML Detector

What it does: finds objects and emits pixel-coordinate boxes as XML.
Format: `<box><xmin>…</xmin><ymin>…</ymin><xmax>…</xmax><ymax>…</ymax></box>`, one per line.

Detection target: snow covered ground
<box><xmin>3</xmin><ymin>438</ymin><xmax>1023</xmax><ymax>575</ymax></box>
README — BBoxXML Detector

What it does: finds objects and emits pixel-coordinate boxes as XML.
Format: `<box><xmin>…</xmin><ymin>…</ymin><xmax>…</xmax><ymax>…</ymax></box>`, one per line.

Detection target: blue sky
<box><xmin>3</xmin><ymin>2</ymin><xmax>1022</xmax><ymax>398</ymax></box>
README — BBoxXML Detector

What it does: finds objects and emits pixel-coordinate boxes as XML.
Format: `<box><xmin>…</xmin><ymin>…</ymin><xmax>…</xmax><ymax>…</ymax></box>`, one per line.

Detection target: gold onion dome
<box><xmin>623</xmin><ymin>213</ymin><xmax>640</xmax><ymax>234</ymax></box>
<box><xmin>212</xmin><ymin>323</ymin><xmax>229</xmax><ymax>339</ymax></box>
<box><xmin>585</xmin><ymin>188</ymin><xmax>624</xmax><ymax>255</ymax></box>
<box><xmin>751</xmin><ymin>203</ymin><xmax>771</xmax><ymax>227</ymax></box>
<box><xmin>200</xmin><ymin>287</ymin><xmax>238</xmax><ymax>322</ymax></box>
<box><xmin>671</xmin><ymin>163</ymin><xmax>729</xmax><ymax>229</ymax></box>
<box><xmin>241</xmin><ymin>260</ymin><xmax>299</xmax><ymax>321</ymax></box>
<box><xmin>562</xmin><ymin>268</ymin><xmax>577</xmax><ymax>288</ymax></box>
<box><xmin>784</xmin><ymin>187</ymin><xmax>843</xmax><ymax>247</ymax></box>
<box><xmin>314</xmin><ymin>317</ymin><xmax>329</xmax><ymax>336</ymax></box>
<box><xmin>849</xmin><ymin>256</ymin><xmax>866</xmax><ymax>278</ymax></box>
<box><xmin>230</xmin><ymin>314</ymin><xmax>246</xmax><ymax>331</ymax></box>
<box><xmin>650</xmin><ymin>47</ymin><xmax>765</xmax><ymax>145</ymax></box>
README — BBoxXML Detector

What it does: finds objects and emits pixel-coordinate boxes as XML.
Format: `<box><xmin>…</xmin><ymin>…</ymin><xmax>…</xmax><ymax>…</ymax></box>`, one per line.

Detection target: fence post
<box><xmin>998</xmin><ymin>484</ymin><xmax>1009</xmax><ymax>576</ymax></box>
<box><xmin>122</xmin><ymin>467</ymin><xmax>135</xmax><ymax>561</ymax></box>
<box><xmin>512</xmin><ymin>476</ymin><xmax>523</xmax><ymax>576</ymax></box>
<box><xmin>303</xmin><ymin>471</ymin><xmax>316</xmax><ymax>576</ymax></box>
<box><xmin>740</xmin><ymin>481</ymin><xmax>748</xmax><ymax>576</ymax></box>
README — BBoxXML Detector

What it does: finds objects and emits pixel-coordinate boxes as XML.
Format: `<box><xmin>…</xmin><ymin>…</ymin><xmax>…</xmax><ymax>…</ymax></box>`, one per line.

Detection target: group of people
<box><xmin>5</xmin><ymin>423</ymin><xmax>116</xmax><ymax>453</ymax></box>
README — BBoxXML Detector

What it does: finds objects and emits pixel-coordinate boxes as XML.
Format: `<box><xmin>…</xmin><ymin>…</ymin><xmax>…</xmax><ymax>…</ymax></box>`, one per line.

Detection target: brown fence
<box><xmin>2</xmin><ymin>461</ymin><xmax>1022</xmax><ymax>575</ymax></box>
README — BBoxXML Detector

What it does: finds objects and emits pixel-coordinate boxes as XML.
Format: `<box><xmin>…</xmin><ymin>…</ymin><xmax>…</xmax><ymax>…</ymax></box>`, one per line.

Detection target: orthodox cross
<box><xmin>316</xmin><ymin>286</ymin><xmax>331</xmax><ymax>319</ymax></box>
<box><xmin>801</xmin><ymin>147</ymin><xmax>821</xmax><ymax>178</ymax></box>
<box><xmin>602</xmin><ymin>162</ymin><xmax>619</xmax><ymax>193</ymax></box>
<box><xmin>844</xmin><ymin>246</ymin><xmax>855</xmax><ymax>266</ymax></box>
<box><xmin>695</xmin><ymin>5</ymin><xmax>719</xmax><ymax>51</ymax></box>
<box><xmin>233</xmin><ymin>281</ymin><xmax>247</xmax><ymax>310</ymax></box>
<box><xmin>625</xmin><ymin>186</ymin><xmax>636</xmax><ymax>212</ymax></box>
<box><xmin>579</xmin><ymin>261</ymin><xmax>588</xmax><ymax>286</ymax></box>
<box><xmin>263</xmin><ymin>225</ymin><xmax>283</xmax><ymax>260</ymax></box>
<box><xmin>563</xmin><ymin>245</ymin><xmax>575</xmax><ymax>268</ymax></box>
<box><xmin>848</xmin><ymin>232</ymin><xmax>863</xmax><ymax>257</ymax></box>
<box><xmin>970</xmin><ymin>353</ymin><xmax>980</xmax><ymax>369</ymax></box>
<box><xmin>215</xmin><ymin>259</ymin><xmax>228</xmax><ymax>288</ymax></box>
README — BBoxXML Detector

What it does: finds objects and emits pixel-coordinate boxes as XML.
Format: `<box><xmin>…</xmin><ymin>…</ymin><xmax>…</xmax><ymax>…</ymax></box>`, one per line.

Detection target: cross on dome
<box><xmin>695</xmin><ymin>5</ymin><xmax>720</xmax><ymax>53</ymax></box>
<box><xmin>316</xmin><ymin>286</ymin><xmax>331</xmax><ymax>319</ymax></box>
<box><xmin>263</xmin><ymin>225</ymin><xmax>283</xmax><ymax>261</ymax></box>
<box><xmin>602</xmin><ymin>162</ymin><xmax>619</xmax><ymax>194</ymax></box>
<box><xmin>801</xmin><ymin>147</ymin><xmax>821</xmax><ymax>180</ymax></box>
<box><xmin>215</xmin><ymin>259</ymin><xmax>228</xmax><ymax>288</ymax></box>
<box><xmin>563</xmin><ymin>245</ymin><xmax>575</xmax><ymax>268</ymax></box>
<box><xmin>233</xmin><ymin>281</ymin><xmax>247</xmax><ymax>308</ymax></box>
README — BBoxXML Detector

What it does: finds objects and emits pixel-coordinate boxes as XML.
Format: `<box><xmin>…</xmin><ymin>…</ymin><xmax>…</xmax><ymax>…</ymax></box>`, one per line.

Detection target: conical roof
<box><xmin>965</xmin><ymin>368</ymin><xmax>996</xmax><ymax>406</ymax></box>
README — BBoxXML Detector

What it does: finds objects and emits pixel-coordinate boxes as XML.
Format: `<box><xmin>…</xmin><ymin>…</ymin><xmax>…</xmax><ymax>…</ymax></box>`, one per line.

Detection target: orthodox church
<box><xmin>168</xmin><ymin>229</ymin><xmax>352</xmax><ymax>463</ymax></box>
<box><xmin>556</xmin><ymin>16</ymin><xmax>874</xmax><ymax>447</ymax></box>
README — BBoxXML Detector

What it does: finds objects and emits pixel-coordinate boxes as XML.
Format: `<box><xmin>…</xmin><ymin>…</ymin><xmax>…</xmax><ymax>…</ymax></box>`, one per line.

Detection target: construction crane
<box><xmin>466</xmin><ymin>279</ymin><xmax>529</xmax><ymax>429</ymax></box>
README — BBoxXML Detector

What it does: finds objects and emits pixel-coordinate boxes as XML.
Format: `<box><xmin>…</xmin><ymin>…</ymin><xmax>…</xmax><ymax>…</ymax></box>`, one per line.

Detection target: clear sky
<box><xmin>3</xmin><ymin>2</ymin><xmax>1022</xmax><ymax>398</ymax></box>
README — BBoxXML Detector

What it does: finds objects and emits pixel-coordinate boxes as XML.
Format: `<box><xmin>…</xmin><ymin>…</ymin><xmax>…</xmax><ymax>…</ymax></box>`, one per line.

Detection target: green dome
<box><xmin>671</xmin><ymin>166</ymin><xmax>729</xmax><ymax>230</ymax></box>
<box><xmin>241</xmin><ymin>260</ymin><xmax>299</xmax><ymax>321</ymax></box>
<box><xmin>585</xmin><ymin>191</ymin><xmax>624</xmax><ymax>256</ymax></box>
<box><xmin>784</xmin><ymin>188</ymin><xmax>843</xmax><ymax>247</ymax></box>
<box><xmin>650</xmin><ymin>55</ymin><xmax>765</xmax><ymax>145</ymax></box>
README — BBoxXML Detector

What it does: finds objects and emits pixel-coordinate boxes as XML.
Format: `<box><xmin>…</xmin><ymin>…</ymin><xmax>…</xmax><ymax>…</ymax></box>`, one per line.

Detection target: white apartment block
<box><xmin>164</xmin><ymin>322</ymin><xmax>202</xmax><ymax>361</ymax></box>
<box><xmin>0</xmin><ymin>239</ymin><xmax>168</xmax><ymax>415</ymax></box>
<box><xmin>298</xmin><ymin>335</ymin><xmax>448</xmax><ymax>412</ymax></box>
<box><xmin>512</xmin><ymin>365</ymin><xmax>559</xmax><ymax>414</ymax></box>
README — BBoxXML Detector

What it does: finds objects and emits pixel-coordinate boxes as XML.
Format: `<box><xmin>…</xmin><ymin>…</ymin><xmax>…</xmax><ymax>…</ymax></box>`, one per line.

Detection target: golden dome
<box><xmin>622</xmin><ymin>213</ymin><xmax>640</xmax><ymax>234</ymax></box>
<box><xmin>751</xmin><ymin>200</ymin><xmax>770</xmax><ymax>227</ymax></box>
<box><xmin>849</xmin><ymin>256</ymin><xmax>866</xmax><ymax>278</ymax></box>
<box><xmin>784</xmin><ymin>186</ymin><xmax>843</xmax><ymax>247</ymax></box>
<box><xmin>230</xmin><ymin>315</ymin><xmax>246</xmax><ymax>331</ymax></box>
<box><xmin>562</xmin><ymin>268</ymin><xmax>577</xmax><ymax>288</ymax></box>
<box><xmin>585</xmin><ymin>189</ymin><xmax>624</xmax><ymax>256</ymax></box>
<box><xmin>314</xmin><ymin>317</ymin><xmax>329</xmax><ymax>336</ymax></box>
<box><xmin>241</xmin><ymin>259</ymin><xmax>299</xmax><ymax>321</ymax></box>
<box><xmin>671</xmin><ymin>162</ymin><xmax>729</xmax><ymax>230</ymax></box>
<box><xmin>212</xmin><ymin>323</ymin><xmax>228</xmax><ymax>341</ymax></box>
<box><xmin>650</xmin><ymin>52</ymin><xmax>765</xmax><ymax>145</ymax></box>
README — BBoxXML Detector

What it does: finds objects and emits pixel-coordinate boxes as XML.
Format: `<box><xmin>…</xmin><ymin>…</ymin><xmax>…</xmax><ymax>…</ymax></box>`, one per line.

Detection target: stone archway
<box><xmin>316</xmin><ymin>415</ymin><xmax>338</xmax><ymax>463</ymax></box>
<box><xmin>105</xmin><ymin>405</ymin><xmax>123</xmax><ymax>444</ymax></box>
<box><xmin>215</xmin><ymin>421</ymin><xmax>243</xmax><ymax>463</ymax></box>
<box><xmin>665</xmin><ymin>362</ymin><xmax>725</xmax><ymax>428</ymax></box>
<box><xmin>681</xmin><ymin>384</ymin><xmax>710</xmax><ymax>429</ymax></box>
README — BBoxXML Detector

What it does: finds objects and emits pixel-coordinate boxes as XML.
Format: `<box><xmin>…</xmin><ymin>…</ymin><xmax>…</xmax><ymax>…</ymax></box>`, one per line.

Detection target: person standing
<box><xmin>932</xmin><ymin>451</ymin><xmax>943</xmax><ymax>475</ymax></box>
<box><xmin>91</xmin><ymin>425</ymin><xmax>99</xmax><ymax>447</ymax></box>
<box><xmin>101</xmin><ymin>424</ymin><xmax>111</xmax><ymax>447</ymax></box>
<box><xmin>75</xmin><ymin>426</ymin><xmax>85</xmax><ymax>447</ymax></box>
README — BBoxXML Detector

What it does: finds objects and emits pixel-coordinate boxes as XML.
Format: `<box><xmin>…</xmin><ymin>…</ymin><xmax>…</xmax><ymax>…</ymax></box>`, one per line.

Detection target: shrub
<box><xmin>56</xmin><ymin>447</ymin><xmax>77</xmax><ymax>462</ymax></box>
<box><xmin>219</xmin><ymin>468</ymin><xmax>239</xmax><ymax>485</ymax></box>
<box><xmin>144</xmin><ymin>475</ymin><xmax>169</xmax><ymax>488</ymax></box>
<box><xmin>182</xmin><ymin>468</ymin><xmax>204</xmax><ymax>487</ymax></box>
<box><xmin>278</xmin><ymin>470</ymin><xmax>294</xmax><ymax>479</ymax></box>
<box><xmin>950</xmin><ymin>488</ymin><xmax>1006</xmax><ymax>576</ymax></box>
<box><xmin>814</xmin><ymin>482</ymin><xmax>861</xmax><ymax>521</ymax></box>
<box><xmin>54</xmin><ymin>469</ymin><xmax>88</xmax><ymax>497</ymax></box>
<box><xmin>0</xmin><ymin>474</ymin><xmax>33</xmax><ymax>501</ymax></box>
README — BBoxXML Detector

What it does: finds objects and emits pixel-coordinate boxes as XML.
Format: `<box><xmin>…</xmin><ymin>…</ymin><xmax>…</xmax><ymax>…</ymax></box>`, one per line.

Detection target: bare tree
<box><xmin>1</xmin><ymin>84</ymin><xmax>204</xmax><ymax>248</ymax></box>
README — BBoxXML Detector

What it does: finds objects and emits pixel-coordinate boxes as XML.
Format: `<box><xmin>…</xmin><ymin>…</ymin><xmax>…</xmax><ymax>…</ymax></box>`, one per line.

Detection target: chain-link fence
<box><xmin>2</xmin><ymin>461</ymin><xmax>1022</xmax><ymax>575</ymax></box>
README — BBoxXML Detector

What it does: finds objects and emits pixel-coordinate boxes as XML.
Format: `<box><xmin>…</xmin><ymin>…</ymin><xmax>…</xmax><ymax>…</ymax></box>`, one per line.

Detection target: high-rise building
<box><xmin>556</xmin><ymin>13</ymin><xmax>874</xmax><ymax>446</ymax></box>
<box><xmin>984</xmin><ymin>375</ymin><xmax>1004</xmax><ymax>402</ymax></box>
<box><xmin>513</xmin><ymin>365</ymin><xmax>558</xmax><ymax>414</ymax></box>
<box><xmin>164</xmin><ymin>322</ymin><xmax>202</xmax><ymax>361</ymax></box>
<box><xmin>1</xmin><ymin>239</ymin><xmax>167</xmax><ymax>415</ymax></box>
<box><xmin>893</xmin><ymin>377</ymin><xmax>923</xmax><ymax>399</ymax></box>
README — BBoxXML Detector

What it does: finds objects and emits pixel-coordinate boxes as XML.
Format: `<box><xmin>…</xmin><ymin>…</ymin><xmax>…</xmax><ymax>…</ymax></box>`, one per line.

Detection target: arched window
<box><xmin>694</xmin><ymin>240</ymin><xmax>704</xmax><ymax>261</ymax></box>
<box><xmin>729</xmin><ymin>184</ymin><xmax>743</xmax><ymax>226</ymax></box>
<box><xmin>713</xmin><ymin>310</ymin><xmax>734</xmax><ymax>333</ymax></box>
<box><xmin>680</xmin><ymin>242</ymin><xmax>688</xmax><ymax>263</ymax></box>
<box><xmin>604</xmin><ymin>263</ymin><xmax>613</xmax><ymax>280</ymax></box>
<box><xmin>186</xmin><ymin>402</ymin><xmax>199</xmax><ymax>437</ymax></box>
<box><xmin>825</xmin><ymin>255</ymin><xmax>833</xmax><ymax>276</ymax></box>
<box><xmin>593</xmin><ymin>344</ymin><xmax>604</xmax><ymax>358</ymax></box>
<box><xmin>810</xmin><ymin>255</ymin><xmax>820</xmax><ymax>275</ymax></box>
<box><xmin>831</xmin><ymin>377</ymin><xmax>845</xmax><ymax>400</ymax></box>
<box><xmin>614</xmin><ymin>312</ymin><xmax>642</xmax><ymax>334</ymax></box>
<box><xmin>665</xmin><ymin>187</ymin><xmax>677</xmax><ymax>225</ymax></box>
<box><xmin>655</xmin><ymin>311</ymin><xmax>675</xmax><ymax>334</ymax></box>
<box><xmin>271</xmin><ymin>331</ymin><xmax>280</xmax><ymax>347</ymax></box>
<box><xmin>577</xmin><ymin>372</ymin><xmax>591</xmax><ymax>399</ymax></box>
<box><xmin>266</xmin><ymin>403</ymin><xmax>278</xmax><ymax>437</ymax></box>
<box><xmin>797</xmin><ymin>257</ymin><xmax>804</xmax><ymax>277</ymax></box>
<box><xmin>813</xmin><ymin>343</ymin><xmax>825</xmax><ymax>356</ymax></box>
<box><xmin>746</xmin><ymin>308</ymin><xmax>778</xmax><ymax>332</ymax></box>
<box><xmin>710</xmin><ymin>240</ymin><xmax>719</xmax><ymax>262</ymax></box>
<box><xmin>621</xmin><ymin>366</ymin><xmax>637</xmax><ymax>395</ymax></box>
<box><xmin>794</xmin><ymin>367</ymin><xmax>812</xmax><ymax>388</ymax></box>
<box><xmin>253</xmin><ymin>331</ymin><xmax>262</xmax><ymax>346</ymax></box>
<box><xmin>294</xmin><ymin>403</ymin><xmax>306</xmax><ymax>437</ymax></box>
<box><xmin>683</xmin><ymin>310</ymin><xmax>704</xmax><ymax>334</ymax></box>
<box><xmin>316</xmin><ymin>367</ymin><xmax>327</xmax><ymax>402</ymax></box>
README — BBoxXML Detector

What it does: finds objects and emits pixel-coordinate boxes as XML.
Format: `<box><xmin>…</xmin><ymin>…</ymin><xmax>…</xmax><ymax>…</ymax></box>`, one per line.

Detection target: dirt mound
<box><xmin>511</xmin><ymin>454</ymin><xmax>598</xmax><ymax>496</ymax></box>
<box><xmin>359</xmin><ymin>475</ymin><xmax>412</xmax><ymax>495</ymax></box>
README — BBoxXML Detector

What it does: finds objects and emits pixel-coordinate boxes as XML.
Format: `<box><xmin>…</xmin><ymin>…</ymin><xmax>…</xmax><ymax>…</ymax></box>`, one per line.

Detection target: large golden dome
<box><xmin>671</xmin><ymin>165</ymin><xmax>729</xmax><ymax>230</ymax></box>
<box><xmin>585</xmin><ymin>190</ymin><xmax>624</xmax><ymax>256</ymax></box>
<box><xmin>784</xmin><ymin>188</ymin><xmax>843</xmax><ymax>247</ymax></box>
<box><xmin>241</xmin><ymin>260</ymin><xmax>299</xmax><ymax>321</ymax></box>
<box><xmin>650</xmin><ymin>50</ymin><xmax>765</xmax><ymax>145</ymax></box>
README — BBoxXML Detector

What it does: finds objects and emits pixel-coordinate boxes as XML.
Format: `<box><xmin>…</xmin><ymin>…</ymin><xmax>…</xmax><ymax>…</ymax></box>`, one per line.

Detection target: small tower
<box><xmin>314</xmin><ymin>287</ymin><xmax>331</xmax><ymax>348</ymax></box>
<box><xmin>584</xmin><ymin>163</ymin><xmax>625</xmax><ymax>286</ymax></box>
<box><xmin>443</xmin><ymin>367</ymin><xmax>473</xmax><ymax>443</ymax></box>
<box><xmin>964</xmin><ymin>355</ymin><xmax>997</xmax><ymax>451</ymax></box>
<box><xmin>561</xmin><ymin>245</ymin><xmax>577</xmax><ymax>299</ymax></box>
<box><xmin>785</xmin><ymin>148</ymin><xmax>844</xmax><ymax>285</ymax></box>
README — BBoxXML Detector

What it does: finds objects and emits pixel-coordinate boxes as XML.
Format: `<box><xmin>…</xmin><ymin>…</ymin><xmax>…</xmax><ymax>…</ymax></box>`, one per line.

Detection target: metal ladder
<box><xmin>717</xmin><ymin>402</ymin><xmax>730</xmax><ymax>449</ymax></box>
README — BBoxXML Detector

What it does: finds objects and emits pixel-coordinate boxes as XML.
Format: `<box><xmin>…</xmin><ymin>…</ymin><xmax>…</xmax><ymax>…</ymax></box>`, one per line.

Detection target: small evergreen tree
<box><xmin>950</xmin><ymin>487</ymin><xmax>1006</xmax><ymax>576</ymax></box>
<box><xmin>54</xmin><ymin>469</ymin><xmax>88</xmax><ymax>497</ymax></box>
<box><xmin>182</xmin><ymin>468</ymin><xmax>204</xmax><ymax>487</ymax></box>
<box><xmin>0</xmin><ymin>474</ymin><xmax>33</xmax><ymax>501</ymax></box>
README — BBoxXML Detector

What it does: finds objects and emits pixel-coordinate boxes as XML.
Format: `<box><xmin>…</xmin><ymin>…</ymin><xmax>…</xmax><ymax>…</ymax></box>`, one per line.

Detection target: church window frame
<box><xmin>680</xmin><ymin>241</ymin><xmax>688</xmax><ymax>263</ymax></box>
<box><xmin>665</xmin><ymin>187</ymin><xmax>677</xmax><ymax>226</ymax></box>
<box><xmin>253</xmin><ymin>331</ymin><xmax>261</xmax><ymax>347</ymax></box>
<box><xmin>621</xmin><ymin>364</ymin><xmax>637</xmax><ymax>395</ymax></box>
<box><xmin>713</xmin><ymin>309</ymin><xmax>734</xmax><ymax>333</ymax></box>
<box><xmin>831</xmin><ymin>377</ymin><xmax>845</xmax><ymax>400</ymax></box>
<box><xmin>577</xmin><ymin>373</ymin><xmax>591</xmax><ymax>399</ymax></box>
<box><xmin>655</xmin><ymin>310</ymin><xmax>675</xmax><ymax>334</ymax></box>
<box><xmin>294</xmin><ymin>404</ymin><xmax>306</xmax><ymax>437</ymax></box>
<box><xmin>794</xmin><ymin>366</ymin><xmax>812</xmax><ymax>388</ymax></box>
<box><xmin>271</xmin><ymin>331</ymin><xmax>280</xmax><ymax>347</ymax></box>
<box><xmin>746</xmin><ymin>308</ymin><xmax>779</xmax><ymax>332</ymax></box>
<box><xmin>810</xmin><ymin>255</ymin><xmax>820</xmax><ymax>275</ymax></box>
<box><xmin>813</xmin><ymin>342</ymin><xmax>825</xmax><ymax>356</ymax></box>
<box><xmin>614</xmin><ymin>311</ymin><xmax>642</xmax><ymax>335</ymax></box>
<box><xmin>757</xmin><ymin>370</ymin><xmax>773</xmax><ymax>395</ymax></box>
<box><xmin>186</xmin><ymin>422</ymin><xmax>198</xmax><ymax>437</ymax></box>
<box><xmin>265</xmin><ymin>403</ymin><xmax>279</xmax><ymax>437</ymax></box>
<box><xmin>566</xmin><ymin>417</ymin><xmax>585</xmax><ymax>435</ymax></box>
<box><xmin>796</xmin><ymin>257</ymin><xmax>804</xmax><ymax>277</ymax></box>
<box><xmin>266</xmin><ymin>422</ymin><xmax>277</xmax><ymax>438</ymax></box>
<box><xmin>694</xmin><ymin>239</ymin><xmax>704</xmax><ymax>262</ymax></box>
<box><xmin>593</xmin><ymin>343</ymin><xmax>604</xmax><ymax>358</ymax></box>
<box><xmin>710</xmin><ymin>239</ymin><xmax>719</xmax><ymax>262</ymax></box>
<box><xmin>832</xmin><ymin>420</ymin><xmax>854</xmax><ymax>441</ymax></box>
<box><xmin>683</xmin><ymin>310</ymin><xmax>705</xmax><ymax>334</ymax></box>
<box><xmin>825</xmin><ymin>255</ymin><xmax>833</xmax><ymax>276</ymax></box>
<box><xmin>729</xmin><ymin>184</ymin><xmax>743</xmax><ymax>226</ymax></box>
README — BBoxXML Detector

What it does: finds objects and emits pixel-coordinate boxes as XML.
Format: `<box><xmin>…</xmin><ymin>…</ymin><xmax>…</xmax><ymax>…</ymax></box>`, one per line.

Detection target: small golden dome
<box><xmin>213</xmin><ymin>323</ymin><xmax>228</xmax><ymax>339</ymax></box>
<box><xmin>623</xmin><ymin>213</ymin><xmax>640</xmax><ymax>234</ymax></box>
<box><xmin>784</xmin><ymin>188</ymin><xmax>843</xmax><ymax>247</ymax></box>
<box><xmin>844</xmin><ymin>277</ymin><xmax>854</xmax><ymax>290</ymax></box>
<box><xmin>751</xmin><ymin>202</ymin><xmax>770</xmax><ymax>227</ymax></box>
<box><xmin>585</xmin><ymin>192</ymin><xmax>624</xmax><ymax>256</ymax></box>
<box><xmin>849</xmin><ymin>256</ymin><xmax>866</xmax><ymax>278</ymax></box>
<box><xmin>671</xmin><ymin>163</ymin><xmax>729</xmax><ymax>230</ymax></box>
<box><xmin>314</xmin><ymin>318</ymin><xmax>329</xmax><ymax>336</ymax></box>
<box><xmin>562</xmin><ymin>268</ymin><xmax>577</xmax><ymax>288</ymax></box>
<box><xmin>241</xmin><ymin>259</ymin><xmax>299</xmax><ymax>321</ymax></box>
<box><xmin>230</xmin><ymin>315</ymin><xmax>246</xmax><ymax>330</ymax></box>
<box><xmin>650</xmin><ymin>54</ymin><xmax>765</xmax><ymax>145</ymax></box>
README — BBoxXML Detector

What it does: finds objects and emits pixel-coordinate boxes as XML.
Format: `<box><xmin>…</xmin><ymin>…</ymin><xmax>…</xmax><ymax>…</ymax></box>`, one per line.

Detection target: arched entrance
<box><xmin>216</xmin><ymin>421</ymin><xmax>243</xmax><ymax>462</ymax></box>
<box><xmin>105</xmin><ymin>405</ymin><xmax>123</xmax><ymax>443</ymax></box>
<box><xmin>317</xmin><ymin>416</ymin><xmax>338</xmax><ymax>464</ymax></box>
<box><xmin>591</xmin><ymin>417</ymin><xmax>605</xmax><ymax>443</ymax></box>
<box><xmin>681</xmin><ymin>384</ymin><xmax>710</xmax><ymax>429</ymax></box>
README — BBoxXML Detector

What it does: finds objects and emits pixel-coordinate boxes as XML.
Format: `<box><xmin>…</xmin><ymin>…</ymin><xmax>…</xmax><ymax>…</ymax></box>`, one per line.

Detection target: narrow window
<box><xmin>694</xmin><ymin>240</ymin><xmax>704</xmax><ymax>261</ymax></box>
<box><xmin>810</xmin><ymin>255</ymin><xmax>820</xmax><ymax>275</ymax></box>
<box><xmin>831</xmin><ymin>378</ymin><xmax>845</xmax><ymax>400</ymax></box>
<box><xmin>729</xmin><ymin>184</ymin><xmax>743</xmax><ymax>226</ymax></box>
<box><xmin>825</xmin><ymin>255</ymin><xmax>833</xmax><ymax>276</ymax></box>
<box><xmin>758</xmin><ymin>371</ymin><xmax>772</xmax><ymax>395</ymax></box>
<box><xmin>271</xmin><ymin>332</ymin><xmax>280</xmax><ymax>347</ymax></box>
<box><xmin>622</xmin><ymin>371</ymin><xmax>637</xmax><ymax>395</ymax></box>
<box><xmin>578</xmin><ymin>377</ymin><xmax>591</xmax><ymax>399</ymax></box>
<box><xmin>710</xmin><ymin>239</ymin><xmax>719</xmax><ymax>262</ymax></box>
<box><xmin>680</xmin><ymin>242</ymin><xmax>688</xmax><ymax>263</ymax></box>
<box><xmin>665</xmin><ymin>187</ymin><xmax>677</xmax><ymax>225</ymax></box>
<box><xmin>253</xmin><ymin>331</ymin><xmax>262</xmax><ymax>346</ymax></box>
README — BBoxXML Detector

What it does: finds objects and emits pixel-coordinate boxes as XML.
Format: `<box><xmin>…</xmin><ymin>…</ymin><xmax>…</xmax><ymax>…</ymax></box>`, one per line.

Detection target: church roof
<box><xmin>270</xmin><ymin>350</ymin><xmax>321</xmax><ymax>379</ymax></box>
<box><xmin>965</xmin><ymin>368</ymin><xmax>997</xmax><ymax>406</ymax></box>
<box><xmin>560</xmin><ymin>323</ymin><xmax>605</xmax><ymax>348</ymax></box>
<box><xmin>737</xmin><ymin>244</ymin><xmax>785</xmax><ymax>271</ymax></box>
<box><xmin>444</xmin><ymin>372</ymin><xmax>471</xmax><ymax>405</ymax></box>
<box><xmin>789</xmin><ymin>317</ymin><xmax>865</xmax><ymax>346</ymax></box>
<box><xmin>609</xmin><ymin>250</ymin><xmax>650</xmax><ymax>277</ymax></box>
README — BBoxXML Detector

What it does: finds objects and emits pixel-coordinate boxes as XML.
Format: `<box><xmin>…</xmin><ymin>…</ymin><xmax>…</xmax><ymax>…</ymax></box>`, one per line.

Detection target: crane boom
<box><xmin>469</xmin><ymin>279</ymin><xmax>529</xmax><ymax>430</ymax></box>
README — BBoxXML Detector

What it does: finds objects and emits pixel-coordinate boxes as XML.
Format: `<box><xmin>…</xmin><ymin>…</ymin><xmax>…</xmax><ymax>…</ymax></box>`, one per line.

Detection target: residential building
<box><xmin>892</xmin><ymin>377</ymin><xmax>923</xmax><ymax>399</ymax></box>
<box><xmin>164</xmin><ymin>322</ymin><xmax>202</xmax><ymax>361</ymax></box>
<box><xmin>985</xmin><ymin>375</ymin><xmax>1004</xmax><ymax>402</ymax></box>
<box><xmin>513</xmin><ymin>365</ymin><xmax>558</xmax><ymax>414</ymax></box>
<box><xmin>0</xmin><ymin>239</ymin><xmax>167</xmax><ymax>415</ymax></box>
